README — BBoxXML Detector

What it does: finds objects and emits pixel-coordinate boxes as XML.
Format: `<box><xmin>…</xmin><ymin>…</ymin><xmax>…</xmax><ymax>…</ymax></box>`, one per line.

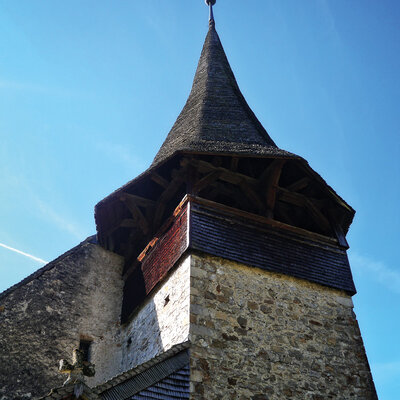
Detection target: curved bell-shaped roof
<box><xmin>151</xmin><ymin>22</ymin><xmax>297</xmax><ymax>168</ymax></box>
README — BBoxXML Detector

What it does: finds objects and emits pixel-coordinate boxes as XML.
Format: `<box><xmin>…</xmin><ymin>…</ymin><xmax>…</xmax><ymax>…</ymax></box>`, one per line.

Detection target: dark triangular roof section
<box><xmin>0</xmin><ymin>235</ymin><xmax>97</xmax><ymax>302</ymax></box>
<box><xmin>151</xmin><ymin>22</ymin><xmax>295</xmax><ymax>168</ymax></box>
<box><xmin>94</xmin><ymin>341</ymin><xmax>190</xmax><ymax>399</ymax></box>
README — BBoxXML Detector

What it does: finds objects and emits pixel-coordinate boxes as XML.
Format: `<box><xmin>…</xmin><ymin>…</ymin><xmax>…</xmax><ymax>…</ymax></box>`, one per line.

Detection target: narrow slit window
<box><xmin>79</xmin><ymin>339</ymin><xmax>92</xmax><ymax>362</ymax></box>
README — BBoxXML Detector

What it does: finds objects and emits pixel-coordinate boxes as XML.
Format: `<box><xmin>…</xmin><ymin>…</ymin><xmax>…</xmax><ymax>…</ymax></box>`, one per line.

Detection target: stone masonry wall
<box><xmin>189</xmin><ymin>253</ymin><xmax>377</xmax><ymax>400</ymax></box>
<box><xmin>0</xmin><ymin>240</ymin><xmax>124</xmax><ymax>400</ymax></box>
<box><xmin>120</xmin><ymin>256</ymin><xmax>191</xmax><ymax>371</ymax></box>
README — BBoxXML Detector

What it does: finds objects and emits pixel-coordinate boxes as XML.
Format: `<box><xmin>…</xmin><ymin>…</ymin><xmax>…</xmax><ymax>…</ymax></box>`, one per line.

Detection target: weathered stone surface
<box><xmin>0</xmin><ymin>240</ymin><xmax>124</xmax><ymax>399</ymax></box>
<box><xmin>120</xmin><ymin>256</ymin><xmax>190</xmax><ymax>370</ymax></box>
<box><xmin>0</xmin><ymin>244</ymin><xmax>377</xmax><ymax>399</ymax></box>
<box><xmin>188</xmin><ymin>253</ymin><xmax>377</xmax><ymax>400</ymax></box>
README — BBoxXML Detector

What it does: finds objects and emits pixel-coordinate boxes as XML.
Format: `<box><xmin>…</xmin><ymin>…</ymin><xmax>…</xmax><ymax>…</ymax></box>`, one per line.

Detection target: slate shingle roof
<box><xmin>130</xmin><ymin>366</ymin><xmax>189</xmax><ymax>400</ymax></box>
<box><xmin>190</xmin><ymin>201</ymin><xmax>356</xmax><ymax>294</ymax></box>
<box><xmin>0</xmin><ymin>235</ymin><xmax>97</xmax><ymax>301</ymax></box>
<box><xmin>95</xmin><ymin>342</ymin><xmax>190</xmax><ymax>400</ymax></box>
<box><xmin>151</xmin><ymin>22</ymin><xmax>297</xmax><ymax>168</ymax></box>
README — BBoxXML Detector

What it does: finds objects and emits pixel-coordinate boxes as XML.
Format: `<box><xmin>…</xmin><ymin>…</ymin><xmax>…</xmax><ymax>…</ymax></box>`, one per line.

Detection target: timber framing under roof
<box><xmin>94</xmin><ymin>16</ymin><xmax>355</xmax><ymax>302</ymax></box>
<box><xmin>95</xmin><ymin>153</ymin><xmax>353</xmax><ymax>275</ymax></box>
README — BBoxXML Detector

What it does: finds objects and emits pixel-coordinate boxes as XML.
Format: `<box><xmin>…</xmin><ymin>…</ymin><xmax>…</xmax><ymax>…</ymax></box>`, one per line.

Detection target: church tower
<box><xmin>93</xmin><ymin>2</ymin><xmax>377</xmax><ymax>399</ymax></box>
<box><xmin>0</xmin><ymin>2</ymin><xmax>377</xmax><ymax>399</ymax></box>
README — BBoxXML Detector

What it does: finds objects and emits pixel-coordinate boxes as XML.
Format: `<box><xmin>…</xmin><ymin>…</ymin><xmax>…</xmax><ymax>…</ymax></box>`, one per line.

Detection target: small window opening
<box><xmin>79</xmin><ymin>339</ymin><xmax>92</xmax><ymax>362</ymax></box>
<box><xmin>164</xmin><ymin>295</ymin><xmax>170</xmax><ymax>307</ymax></box>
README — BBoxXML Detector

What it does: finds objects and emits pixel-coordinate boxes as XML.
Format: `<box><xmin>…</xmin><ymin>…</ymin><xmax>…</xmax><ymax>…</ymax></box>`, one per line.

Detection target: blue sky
<box><xmin>0</xmin><ymin>1</ymin><xmax>399</xmax><ymax>398</ymax></box>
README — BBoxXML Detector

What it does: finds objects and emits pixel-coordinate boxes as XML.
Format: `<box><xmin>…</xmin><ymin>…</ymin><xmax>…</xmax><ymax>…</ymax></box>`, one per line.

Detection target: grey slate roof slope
<box><xmin>0</xmin><ymin>235</ymin><xmax>97</xmax><ymax>302</ymax></box>
<box><xmin>130</xmin><ymin>366</ymin><xmax>189</xmax><ymax>400</ymax></box>
<box><xmin>151</xmin><ymin>21</ymin><xmax>297</xmax><ymax>168</ymax></box>
<box><xmin>95</xmin><ymin>342</ymin><xmax>190</xmax><ymax>400</ymax></box>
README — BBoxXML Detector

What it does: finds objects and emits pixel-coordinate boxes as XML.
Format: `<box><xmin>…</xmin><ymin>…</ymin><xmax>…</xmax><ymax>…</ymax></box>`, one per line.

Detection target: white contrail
<box><xmin>0</xmin><ymin>242</ymin><xmax>48</xmax><ymax>264</ymax></box>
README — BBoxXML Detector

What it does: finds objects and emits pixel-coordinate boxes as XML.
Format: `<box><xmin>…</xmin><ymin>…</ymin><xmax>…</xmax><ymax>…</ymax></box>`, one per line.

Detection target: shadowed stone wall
<box><xmin>0</xmin><ymin>239</ymin><xmax>124</xmax><ymax>400</ymax></box>
<box><xmin>120</xmin><ymin>256</ymin><xmax>191</xmax><ymax>371</ymax></box>
<box><xmin>188</xmin><ymin>253</ymin><xmax>377</xmax><ymax>400</ymax></box>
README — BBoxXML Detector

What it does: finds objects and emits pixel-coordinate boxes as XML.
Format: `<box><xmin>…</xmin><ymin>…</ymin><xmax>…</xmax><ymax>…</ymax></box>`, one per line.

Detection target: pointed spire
<box><xmin>151</xmin><ymin>8</ymin><xmax>293</xmax><ymax>168</ymax></box>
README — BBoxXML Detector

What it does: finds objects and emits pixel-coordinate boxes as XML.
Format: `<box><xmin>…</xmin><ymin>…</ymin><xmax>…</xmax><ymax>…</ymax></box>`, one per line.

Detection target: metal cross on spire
<box><xmin>205</xmin><ymin>0</ymin><xmax>216</xmax><ymax>28</ymax></box>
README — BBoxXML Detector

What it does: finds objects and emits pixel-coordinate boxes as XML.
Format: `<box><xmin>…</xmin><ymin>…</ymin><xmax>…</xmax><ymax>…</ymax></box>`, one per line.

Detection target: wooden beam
<box><xmin>159</xmin><ymin>168</ymin><xmax>187</xmax><ymax>204</ymax></box>
<box><xmin>120</xmin><ymin>193</ymin><xmax>156</xmax><ymax>208</ymax></box>
<box><xmin>327</xmin><ymin>210</ymin><xmax>349</xmax><ymax>248</ymax></box>
<box><xmin>260</xmin><ymin>160</ymin><xmax>286</xmax><ymax>218</ymax></box>
<box><xmin>286</xmin><ymin>177</ymin><xmax>311</xmax><ymax>192</ymax></box>
<box><xmin>150</xmin><ymin>172</ymin><xmax>169</xmax><ymax>189</ymax></box>
<box><xmin>206</xmin><ymin>181</ymin><xmax>254</xmax><ymax>211</ymax></box>
<box><xmin>331</xmin><ymin>221</ymin><xmax>349</xmax><ymax>248</ymax></box>
<box><xmin>152</xmin><ymin>166</ymin><xmax>187</xmax><ymax>232</ymax></box>
<box><xmin>305</xmin><ymin>198</ymin><xmax>331</xmax><ymax>233</ymax></box>
<box><xmin>278</xmin><ymin>187</ymin><xmax>305</xmax><ymax>207</ymax></box>
<box><xmin>182</xmin><ymin>158</ymin><xmax>258</xmax><ymax>186</ymax></box>
<box><xmin>259</xmin><ymin>160</ymin><xmax>280</xmax><ymax>185</ymax></box>
<box><xmin>192</xmin><ymin>170</ymin><xmax>223</xmax><ymax>195</ymax></box>
<box><xmin>278</xmin><ymin>187</ymin><xmax>331</xmax><ymax>233</ymax></box>
<box><xmin>185</xmin><ymin>163</ymin><xmax>198</xmax><ymax>195</ymax></box>
<box><xmin>239</xmin><ymin>180</ymin><xmax>266</xmax><ymax>214</ymax></box>
<box><xmin>121</xmin><ymin>197</ymin><xmax>150</xmax><ymax>235</ymax></box>
<box><xmin>103</xmin><ymin>218</ymin><xmax>136</xmax><ymax>238</ymax></box>
<box><xmin>120</xmin><ymin>218</ymin><xmax>137</xmax><ymax>228</ymax></box>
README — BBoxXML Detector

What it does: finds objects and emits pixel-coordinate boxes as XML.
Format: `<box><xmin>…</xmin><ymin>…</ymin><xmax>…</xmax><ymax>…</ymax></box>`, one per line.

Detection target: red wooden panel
<box><xmin>141</xmin><ymin>207</ymin><xmax>188</xmax><ymax>294</ymax></box>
